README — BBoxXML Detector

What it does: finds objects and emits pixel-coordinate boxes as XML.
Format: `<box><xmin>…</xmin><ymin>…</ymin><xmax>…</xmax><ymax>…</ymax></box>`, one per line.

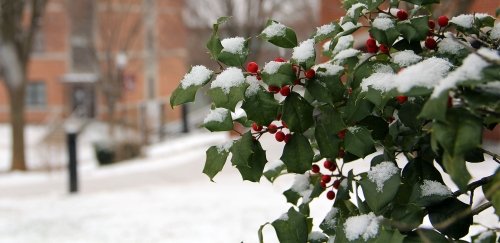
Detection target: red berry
<box><xmin>329</xmin><ymin>163</ymin><xmax>337</xmax><ymax>172</ymax></box>
<box><xmin>396</xmin><ymin>10</ymin><xmax>408</xmax><ymax>21</ymax></box>
<box><xmin>320</xmin><ymin>181</ymin><xmax>327</xmax><ymax>188</ymax></box>
<box><xmin>280</xmin><ymin>85</ymin><xmax>291</xmax><ymax>96</ymax></box>
<box><xmin>323</xmin><ymin>160</ymin><xmax>333</xmax><ymax>170</ymax></box>
<box><xmin>379</xmin><ymin>44</ymin><xmax>389</xmax><ymax>54</ymax></box>
<box><xmin>274</xmin><ymin>57</ymin><xmax>286</xmax><ymax>62</ymax></box>
<box><xmin>294</xmin><ymin>79</ymin><xmax>301</xmax><ymax>85</ymax></box>
<box><xmin>348</xmin><ymin>88</ymin><xmax>353</xmax><ymax>95</ymax></box>
<box><xmin>281</xmin><ymin>120</ymin><xmax>288</xmax><ymax>128</ymax></box>
<box><xmin>333</xmin><ymin>180</ymin><xmax>341</xmax><ymax>189</ymax></box>
<box><xmin>428</xmin><ymin>19</ymin><xmax>436</xmax><ymax>29</ymax></box>
<box><xmin>267</xmin><ymin>124</ymin><xmax>278</xmax><ymax>134</ymax></box>
<box><xmin>322</xmin><ymin>175</ymin><xmax>331</xmax><ymax>183</ymax></box>
<box><xmin>246</xmin><ymin>62</ymin><xmax>259</xmax><ymax>73</ymax></box>
<box><xmin>447</xmin><ymin>96</ymin><xmax>453</xmax><ymax>108</ymax></box>
<box><xmin>367</xmin><ymin>45</ymin><xmax>379</xmax><ymax>53</ymax></box>
<box><xmin>252</xmin><ymin>122</ymin><xmax>262</xmax><ymax>131</ymax></box>
<box><xmin>337</xmin><ymin>129</ymin><xmax>346</xmax><ymax>140</ymax></box>
<box><xmin>311</xmin><ymin>164</ymin><xmax>320</xmax><ymax>173</ymax></box>
<box><xmin>396</xmin><ymin>95</ymin><xmax>408</xmax><ymax>104</ymax></box>
<box><xmin>338</xmin><ymin>148</ymin><xmax>345</xmax><ymax>158</ymax></box>
<box><xmin>425</xmin><ymin>37</ymin><xmax>437</xmax><ymax>50</ymax></box>
<box><xmin>275</xmin><ymin>131</ymin><xmax>286</xmax><ymax>142</ymax></box>
<box><xmin>427</xmin><ymin>29</ymin><xmax>434</xmax><ymax>36</ymax></box>
<box><xmin>366</xmin><ymin>38</ymin><xmax>377</xmax><ymax>48</ymax></box>
<box><xmin>326</xmin><ymin>190</ymin><xmax>335</xmax><ymax>200</ymax></box>
<box><xmin>387</xmin><ymin>116</ymin><xmax>395</xmax><ymax>123</ymax></box>
<box><xmin>305</xmin><ymin>69</ymin><xmax>316</xmax><ymax>79</ymax></box>
<box><xmin>284</xmin><ymin>134</ymin><xmax>292</xmax><ymax>143</ymax></box>
<box><xmin>268</xmin><ymin>85</ymin><xmax>280</xmax><ymax>93</ymax></box>
<box><xmin>437</xmin><ymin>15</ymin><xmax>449</xmax><ymax>27</ymax></box>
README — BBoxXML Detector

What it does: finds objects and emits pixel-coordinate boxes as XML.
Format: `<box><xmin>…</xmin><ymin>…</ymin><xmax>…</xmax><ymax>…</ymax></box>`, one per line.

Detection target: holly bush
<box><xmin>171</xmin><ymin>0</ymin><xmax>500</xmax><ymax>242</ymax></box>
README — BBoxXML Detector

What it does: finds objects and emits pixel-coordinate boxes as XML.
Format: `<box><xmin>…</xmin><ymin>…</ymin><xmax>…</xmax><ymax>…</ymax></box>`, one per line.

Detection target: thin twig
<box><xmin>452</xmin><ymin>175</ymin><xmax>495</xmax><ymax>197</ymax></box>
<box><xmin>480</xmin><ymin>147</ymin><xmax>500</xmax><ymax>164</ymax></box>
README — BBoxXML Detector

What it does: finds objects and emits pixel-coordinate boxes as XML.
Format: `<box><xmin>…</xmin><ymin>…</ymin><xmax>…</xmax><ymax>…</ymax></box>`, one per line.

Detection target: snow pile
<box><xmin>323</xmin><ymin>207</ymin><xmax>339</xmax><ymax>229</ymax></box>
<box><xmin>450</xmin><ymin>14</ymin><xmax>474</xmax><ymax>28</ymax></box>
<box><xmin>346</xmin><ymin>3</ymin><xmax>367</xmax><ymax>18</ymax></box>
<box><xmin>373</xmin><ymin>63</ymin><xmax>394</xmax><ymax>74</ymax></box>
<box><xmin>264</xmin><ymin>160</ymin><xmax>284</xmax><ymax>172</ymax></box>
<box><xmin>438</xmin><ymin>35</ymin><xmax>468</xmax><ymax>55</ymax></box>
<box><xmin>361</xmin><ymin>57</ymin><xmax>452</xmax><ymax>93</ymax></box>
<box><xmin>203</xmin><ymin>108</ymin><xmax>228</xmax><ymax>123</ymax></box>
<box><xmin>316</xmin><ymin>23</ymin><xmax>336</xmax><ymax>36</ymax></box>
<box><xmin>314</xmin><ymin>63</ymin><xmax>344</xmax><ymax>77</ymax></box>
<box><xmin>291</xmin><ymin>174</ymin><xmax>314</xmax><ymax>203</ymax></box>
<box><xmin>216</xmin><ymin>141</ymin><xmax>233</xmax><ymax>153</ymax></box>
<box><xmin>367</xmin><ymin>162</ymin><xmax>399</xmax><ymax>192</ymax></box>
<box><xmin>490</xmin><ymin>23</ymin><xmax>500</xmax><ymax>40</ymax></box>
<box><xmin>341</xmin><ymin>22</ymin><xmax>358</xmax><ymax>31</ymax></box>
<box><xmin>309</xmin><ymin>231</ymin><xmax>327</xmax><ymax>241</ymax></box>
<box><xmin>372</xmin><ymin>17</ymin><xmax>394</xmax><ymax>30</ymax></box>
<box><xmin>432</xmin><ymin>48</ymin><xmax>499</xmax><ymax>97</ymax></box>
<box><xmin>262</xmin><ymin>22</ymin><xmax>286</xmax><ymax>37</ymax></box>
<box><xmin>333</xmin><ymin>48</ymin><xmax>360</xmax><ymax>62</ymax></box>
<box><xmin>391</xmin><ymin>50</ymin><xmax>422</xmax><ymax>67</ymax></box>
<box><xmin>323</xmin><ymin>40</ymin><xmax>331</xmax><ymax>52</ymax></box>
<box><xmin>221</xmin><ymin>37</ymin><xmax>245</xmax><ymax>54</ymax></box>
<box><xmin>292</xmin><ymin>39</ymin><xmax>315</xmax><ymax>62</ymax></box>
<box><xmin>344</xmin><ymin>213</ymin><xmax>381</xmax><ymax>241</ymax></box>
<box><xmin>333</xmin><ymin>35</ymin><xmax>354</xmax><ymax>54</ymax></box>
<box><xmin>420</xmin><ymin>180</ymin><xmax>452</xmax><ymax>197</ymax></box>
<box><xmin>210</xmin><ymin>67</ymin><xmax>246</xmax><ymax>94</ymax></box>
<box><xmin>245</xmin><ymin>75</ymin><xmax>260</xmax><ymax>97</ymax></box>
<box><xmin>180</xmin><ymin>65</ymin><xmax>213</xmax><ymax>89</ymax></box>
<box><xmin>278</xmin><ymin>212</ymin><xmax>289</xmax><ymax>221</ymax></box>
<box><xmin>347</xmin><ymin>126</ymin><xmax>361</xmax><ymax>134</ymax></box>
<box><xmin>263</xmin><ymin>61</ymin><xmax>286</xmax><ymax>74</ymax></box>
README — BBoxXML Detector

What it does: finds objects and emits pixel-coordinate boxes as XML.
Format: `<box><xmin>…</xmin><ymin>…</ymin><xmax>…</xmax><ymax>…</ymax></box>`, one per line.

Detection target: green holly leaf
<box><xmin>208</xmin><ymin>83</ymin><xmax>249</xmax><ymax>111</ymax></box>
<box><xmin>206</xmin><ymin>16</ymin><xmax>231</xmax><ymax>59</ymax></box>
<box><xmin>202</xmin><ymin>108</ymin><xmax>234</xmax><ymax>132</ymax></box>
<box><xmin>261</xmin><ymin>62</ymin><xmax>296</xmax><ymax>87</ymax></box>
<box><xmin>260</xmin><ymin>20</ymin><xmax>298</xmax><ymax>48</ymax></box>
<box><xmin>483</xmin><ymin>169</ymin><xmax>500</xmax><ymax>216</ymax></box>
<box><xmin>403</xmin><ymin>229</ymin><xmax>448</xmax><ymax>243</ymax></box>
<box><xmin>314</xmin><ymin>22</ymin><xmax>341</xmax><ymax>42</ymax></box>
<box><xmin>344</xmin><ymin>126</ymin><xmax>376</xmax><ymax>158</ymax></box>
<box><xmin>280</xmin><ymin>133</ymin><xmax>314</xmax><ymax>173</ymax></box>
<box><xmin>271</xmin><ymin>207</ymin><xmax>308</xmax><ymax>243</ymax></box>
<box><xmin>471</xmin><ymin>231</ymin><xmax>497</xmax><ymax>243</ymax></box>
<box><xmin>396</xmin><ymin>15</ymin><xmax>430</xmax><ymax>42</ymax></box>
<box><xmin>428</xmin><ymin>198</ymin><xmax>473</xmax><ymax>239</ymax></box>
<box><xmin>360</xmin><ymin>170</ymin><xmax>401</xmax><ymax>214</ymax></box>
<box><xmin>263</xmin><ymin>161</ymin><xmax>286</xmax><ymax>182</ymax></box>
<box><xmin>241</xmin><ymin>89</ymin><xmax>280</xmax><ymax>126</ymax></box>
<box><xmin>306</xmin><ymin>79</ymin><xmax>334</xmax><ymax>105</ymax></box>
<box><xmin>203</xmin><ymin>145</ymin><xmax>231</xmax><ymax>181</ymax></box>
<box><xmin>370</xmin><ymin>22</ymin><xmax>400</xmax><ymax>46</ymax></box>
<box><xmin>419</xmin><ymin>92</ymin><xmax>448</xmax><ymax>122</ymax></box>
<box><xmin>391</xmin><ymin>205</ymin><xmax>425</xmax><ymax>231</ymax></box>
<box><xmin>374</xmin><ymin>228</ymin><xmax>405</xmax><ymax>243</ymax></box>
<box><xmin>315</xmin><ymin>117</ymin><xmax>341</xmax><ymax>159</ymax></box>
<box><xmin>170</xmin><ymin>66</ymin><xmax>213</xmax><ymax>107</ymax></box>
<box><xmin>217</xmin><ymin>38</ymin><xmax>249</xmax><ymax>67</ymax></box>
<box><xmin>236</xmin><ymin>139</ymin><xmax>267</xmax><ymax>182</ymax></box>
<box><xmin>282</xmin><ymin>92</ymin><xmax>314</xmax><ymax>133</ymax></box>
<box><xmin>230</xmin><ymin>132</ymin><xmax>254</xmax><ymax>167</ymax></box>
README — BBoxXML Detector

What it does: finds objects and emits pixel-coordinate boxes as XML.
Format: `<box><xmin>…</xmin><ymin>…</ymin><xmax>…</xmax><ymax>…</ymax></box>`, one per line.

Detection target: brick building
<box><xmin>0</xmin><ymin>0</ymin><xmax>187</xmax><ymax>126</ymax></box>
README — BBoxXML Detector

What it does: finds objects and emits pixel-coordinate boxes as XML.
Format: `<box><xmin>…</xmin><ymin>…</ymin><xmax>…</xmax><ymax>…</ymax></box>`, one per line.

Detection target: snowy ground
<box><xmin>0</xmin><ymin>124</ymin><xmax>498</xmax><ymax>242</ymax></box>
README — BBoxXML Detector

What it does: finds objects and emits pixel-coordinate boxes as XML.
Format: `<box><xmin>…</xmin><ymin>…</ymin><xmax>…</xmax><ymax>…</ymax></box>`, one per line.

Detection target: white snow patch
<box><xmin>420</xmin><ymin>180</ymin><xmax>452</xmax><ymax>197</ymax></box>
<box><xmin>292</xmin><ymin>39</ymin><xmax>315</xmax><ymax>62</ymax></box>
<box><xmin>391</xmin><ymin>50</ymin><xmax>422</xmax><ymax>67</ymax></box>
<box><xmin>291</xmin><ymin>173</ymin><xmax>314</xmax><ymax>203</ymax></box>
<box><xmin>372</xmin><ymin>17</ymin><xmax>394</xmax><ymax>30</ymax></box>
<box><xmin>341</xmin><ymin>22</ymin><xmax>358</xmax><ymax>31</ymax></box>
<box><xmin>479</xmin><ymin>81</ymin><xmax>500</xmax><ymax>94</ymax></box>
<box><xmin>210</xmin><ymin>67</ymin><xmax>246</xmax><ymax>94</ymax></box>
<box><xmin>477</xmin><ymin>231</ymin><xmax>494</xmax><ymax>241</ymax></box>
<box><xmin>263</xmin><ymin>22</ymin><xmax>286</xmax><ymax>37</ymax></box>
<box><xmin>221</xmin><ymin>37</ymin><xmax>245</xmax><ymax>54</ymax></box>
<box><xmin>475</xmin><ymin>13</ymin><xmax>491</xmax><ymax>19</ymax></box>
<box><xmin>344</xmin><ymin>213</ymin><xmax>381</xmax><ymax>241</ymax></box>
<box><xmin>333</xmin><ymin>35</ymin><xmax>354</xmax><ymax>54</ymax></box>
<box><xmin>316</xmin><ymin>23</ymin><xmax>336</xmax><ymax>36</ymax></box>
<box><xmin>362</xmin><ymin>57</ymin><xmax>452</xmax><ymax>93</ymax></box>
<box><xmin>322</xmin><ymin>40</ymin><xmax>331</xmax><ymax>52</ymax></box>
<box><xmin>323</xmin><ymin>207</ymin><xmax>339</xmax><ymax>229</ymax></box>
<box><xmin>245</xmin><ymin>75</ymin><xmax>260</xmax><ymax>97</ymax></box>
<box><xmin>203</xmin><ymin>108</ymin><xmax>228</xmax><ymax>124</ymax></box>
<box><xmin>373</xmin><ymin>63</ymin><xmax>394</xmax><ymax>74</ymax></box>
<box><xmin>309</xmin><ymin>231</ymin><xmax>327</xmax><ymax>241</ymax></box>
<box><xmin>264</xmin><ymin>160</ymin><xmax>284</xmax><ymax>172</ymax></box>
<box><xmin>278</xmin><ymin>213</ymin><xmax>289</xmax><ymax>221</ymax></box>
<box><xmin>438</xmin><ymin>36</ymin><xmax>468</xmax><ymax>55</ymax></box>
<box><xmin>216</xmin><ymin>141</ymin><xmax>233</xmax><ymax>153</ymax></box>
<box><xmin>367</xmin><ymin>162</ymin><xmax>399</xmax><ymax>192</ymax></box>
<box><xmin>450</xmin><ymin>14</ymin><xmax>474</xmax><ymax>28</ymax></box>
<box><xmin>263</xmin><ymin>61</ymin><xmax>285</xmax><ymax>74</ymax></box>
<box><xmin>346</xmin><ymin>3</ymin><xmax>367</xmax><ymax>18</ymax></box>
<box><xmin>432</xmin><ymin>48</ymin><xmax>499</xmax><ymax>97</ymax></box>
<box><xmin>490</xmin><ymin>23</ymin><xmax>500</xmax><ymax>40</ymax></box>
<box><xmin>314</xmin><ymin>63</ymin><xmax>344</xmax><ymax>77</ymax></box>
<box><xmin>347</xmin><ymin>126</ymin><xmax>361</xmax><ymax>134</ymax></box>
<box><xmin>333</xmin><ymin>48</ymin><xmax>360</xmax><ymax>62</ymax></box>
<box><xmin>180</xmin><ymin>65</ymin><xmax>213</xmax><ymax>89</ymax></box>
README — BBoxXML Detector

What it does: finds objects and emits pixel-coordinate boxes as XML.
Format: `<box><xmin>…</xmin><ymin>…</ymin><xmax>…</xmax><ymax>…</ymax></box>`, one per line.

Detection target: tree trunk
<box><xmin>9</xmin><ymin>85</ymin><xmax>26</xmax><ymax>171</ymax></box>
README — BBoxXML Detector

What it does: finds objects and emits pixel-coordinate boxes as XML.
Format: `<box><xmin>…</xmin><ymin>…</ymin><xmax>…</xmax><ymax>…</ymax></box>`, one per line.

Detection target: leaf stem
<box><xmin>452</xmin><ymin>174</ymin><xmax>495</xmax><ymax>197</ymax></box>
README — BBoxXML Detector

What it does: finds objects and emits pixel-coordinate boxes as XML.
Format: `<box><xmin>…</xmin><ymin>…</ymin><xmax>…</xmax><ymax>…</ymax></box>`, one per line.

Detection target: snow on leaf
<box><xmin>180</xmin><ymin>65</ymin><xmax>213</xmax><ymax>89</ymax></box>
<box><xmin>420</xmin><ymin>180</ymin><xmax>452</xmax><ymax>197</ymax></box>
<box><xmin>262</xmin><ymin>22</ymin><xmax>286</xmax><ymax>37</ymax></box>
<box><xmin>344</xmin><ymin>212</ymin><xmax>381</xmax><ymax>241</ymax></box>
<box><xmin>221</xmin><ymin>37</ymin><xmax>245</xmax><ymax>54</ymax></box>
<box><xmin>210</xmin><ymin>67</ymin><xmax>246</xmax><ymax>94</ymax></box>
<box><xmin>391</xmin><ymin>50</ymin><xmax>422</xmax><ymax>67</ymax></box>
<box><xmin>203</xmin><ymin>108</ymin><xmax>228</xmax><ymax>124</ymax></box>
<box><xmin>367</xmin><ymin>162</ymin><xmax>399</xmax><ymax>192</ymax></box>
<box><xmin>292</xmin><ymin>39</ymin><xmax>315</xmax><ymax>62</ymax></box>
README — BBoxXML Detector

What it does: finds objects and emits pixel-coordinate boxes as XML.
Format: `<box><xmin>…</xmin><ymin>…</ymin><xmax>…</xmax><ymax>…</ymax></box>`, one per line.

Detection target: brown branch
<box><xmin>452</xmin><ymin>175</ymin><xmax>495</xmax><ymax>197</ymax></box>
<box><xmin>24</xmin><ymin>0</ymin><xmax>47</xmax><ymax>62</ymax></box>
<box><xmin>480</xmin><ymin>148</ymin><xmax>500</xmax><ymax>164</ymax></box>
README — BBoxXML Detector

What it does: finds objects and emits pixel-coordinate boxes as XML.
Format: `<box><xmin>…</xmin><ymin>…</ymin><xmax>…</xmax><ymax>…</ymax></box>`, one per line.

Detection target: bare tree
<box><xmin>0</xmin><ymin>0</ymin><xmax>47</xmax><ymax>171</ymax></box>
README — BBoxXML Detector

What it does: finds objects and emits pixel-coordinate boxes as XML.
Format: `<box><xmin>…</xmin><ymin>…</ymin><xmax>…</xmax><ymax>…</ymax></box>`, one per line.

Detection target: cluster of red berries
<box><xmin>311</xmin><ymin>160</ymin><xmax>342</xmax><ymax>200</ymax></box>
<box><xmin>425</xmin><ymin>15</ymin><xmax>449</xmax><ymax>50</ymax></box>
<box><xmin>365</xmin><ymin>38</ymin><xmax>390</xmax><ymax>54</ymax></box>
<box><xmin>396</xmin><ymin>95</ymin><xmax>408</xmax><ymax>104</ymax></box>
<box><xmin>251</xmin><ymin>118</ymin><xmax>291</xmax><ymax>143</ymax></box>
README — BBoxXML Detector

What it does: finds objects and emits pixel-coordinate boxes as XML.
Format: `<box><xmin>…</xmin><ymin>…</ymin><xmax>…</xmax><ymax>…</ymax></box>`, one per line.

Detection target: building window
<box><xmin>26</xmin><ymin>81</ymin><xmax>47</xmax><ymax>108</ymax></box>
